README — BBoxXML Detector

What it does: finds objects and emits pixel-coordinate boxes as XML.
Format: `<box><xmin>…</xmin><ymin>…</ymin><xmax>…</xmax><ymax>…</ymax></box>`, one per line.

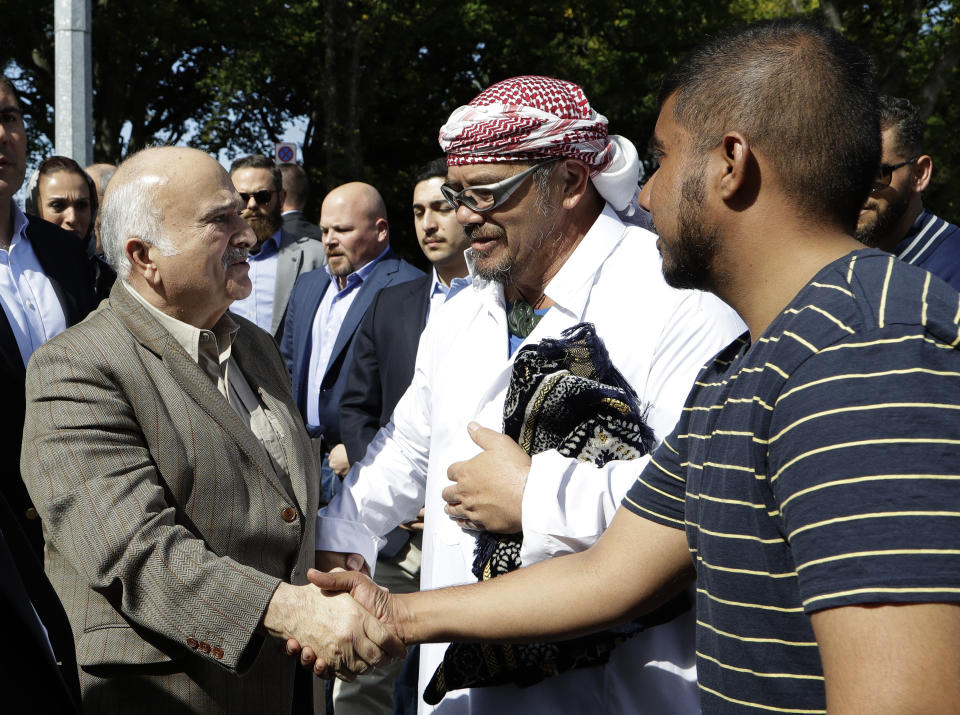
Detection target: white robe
<box><xmin>317</xmin><ymin>204</ymin><xmax>746</xmax><ymax>714</ymax></box>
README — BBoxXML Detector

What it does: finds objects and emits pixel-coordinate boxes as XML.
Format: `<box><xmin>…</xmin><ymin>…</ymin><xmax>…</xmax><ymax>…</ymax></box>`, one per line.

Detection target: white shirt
<box><xmin>0</xmin><ymin>202</ymin><xmax>67</xmax><ymax>365</ymax></box>
<box><xmin>317</xmin><ymin>205</ymin><xmax>745</xmax><ymax>714</ymax></box>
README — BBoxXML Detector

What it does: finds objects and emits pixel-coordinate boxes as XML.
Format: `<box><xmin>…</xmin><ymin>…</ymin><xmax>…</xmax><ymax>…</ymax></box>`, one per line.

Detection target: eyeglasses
<box><xmin>238</xmin><ymin>190</ymin><xmax>277</xmax><ymax>205</ymax></box>
<box><xmin>870</xmin><ymin>156</ymin><xmax>918</xmax><ymax>194</ymax></box>
<box><xmin>441</xmin><ymin>158</ymin><xmax>559</xmax><ymax>213</ymax></box>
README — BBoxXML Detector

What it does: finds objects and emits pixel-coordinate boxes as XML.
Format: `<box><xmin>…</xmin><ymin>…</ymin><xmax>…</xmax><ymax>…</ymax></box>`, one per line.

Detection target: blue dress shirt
<box><xmin>427</xmin><ymin>268</ymin><xmax>471</xmax><ymax>321</ymax></box>
<box><xmin>305</xmin><ymin>247</ymin><xmax>390</xmax><ymax>428</ymax></box>
<box><xmin>228</xmin><ymin>229</ymin><xmax>281</xmax><ymax>331</ymax></box>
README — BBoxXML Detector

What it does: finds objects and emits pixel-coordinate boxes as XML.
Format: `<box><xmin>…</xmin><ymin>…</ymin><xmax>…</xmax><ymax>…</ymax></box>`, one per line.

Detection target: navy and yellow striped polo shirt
<box><xmin>624</xmin><ymin>250</ymin><xmax>960</xmax><ymax>713</ymax></box>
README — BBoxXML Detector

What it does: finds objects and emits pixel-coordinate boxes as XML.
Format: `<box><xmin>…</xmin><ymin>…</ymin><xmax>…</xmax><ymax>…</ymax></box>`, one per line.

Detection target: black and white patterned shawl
<box><xmin>424</xmin><ymin>322</ymin><xmax>691</xmax><ymax>705</ymax></box>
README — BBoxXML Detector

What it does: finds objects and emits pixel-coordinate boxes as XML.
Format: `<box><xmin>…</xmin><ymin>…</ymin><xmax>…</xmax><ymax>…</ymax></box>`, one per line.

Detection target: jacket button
<box><xmin>281</xmin><ymin>507</ymin><xmax>297</xmax><ymax>523</ymax></box>
<box><xmin>186</xmin><ymin>637</ymin><xmax>199</xmax><ymax>649</ymax></box>
<box><xmin>199</xmin><ymin>642</ymin><xmax>211</xmax><ymax>654</ymax></box>
<box><xmin>25</xmin><ymin>507</ymin><xmax>39</xmax><ymax>520</ymax></box>
<box><xmin>212</xmin><ymin>646</ymin><xmax>224</xmax><ymax>659</ymax></box>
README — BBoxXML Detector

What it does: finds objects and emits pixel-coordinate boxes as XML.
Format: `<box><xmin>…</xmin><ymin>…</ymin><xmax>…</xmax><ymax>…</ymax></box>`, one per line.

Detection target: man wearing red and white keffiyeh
<box><xmin>439</xmin><ymin>75</ymin><xmax>644</xmax><ymax>220</ymax></box>
<box><xmin>313</xmin><ymin>75</ymin><xmax>744</xmax><ymax>714</ymax></box>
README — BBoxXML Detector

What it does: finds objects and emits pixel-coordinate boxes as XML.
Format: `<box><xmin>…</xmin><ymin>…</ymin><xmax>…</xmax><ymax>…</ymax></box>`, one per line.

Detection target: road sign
<box><xmin>275</xmin><ymin>142</ymin><xmax>297</xmax><ymax>164</ymax></box>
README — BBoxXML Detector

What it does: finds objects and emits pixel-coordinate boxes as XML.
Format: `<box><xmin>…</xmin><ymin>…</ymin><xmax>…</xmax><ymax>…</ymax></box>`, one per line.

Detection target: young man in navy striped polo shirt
<box><xmin>856</xmin><ymin>95</ymin><xmax>960</xmax><ymax>291</ymax></box>
<box><xmin>309</xmin><ymin>19</ymin><xmax>960</xmax><ymax>713</ymax></box>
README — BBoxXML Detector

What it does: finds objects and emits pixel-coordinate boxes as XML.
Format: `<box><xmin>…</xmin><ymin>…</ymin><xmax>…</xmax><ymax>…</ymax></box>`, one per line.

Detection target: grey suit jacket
<box><xmin>273</xmin><ymin>228</ymin><xmax>327</xmax><ymax>338</ymax></box>
<box><xmin>21</xmin><ymin>282</ymin><xmax>320</xmax><ymax>714</ymax></box>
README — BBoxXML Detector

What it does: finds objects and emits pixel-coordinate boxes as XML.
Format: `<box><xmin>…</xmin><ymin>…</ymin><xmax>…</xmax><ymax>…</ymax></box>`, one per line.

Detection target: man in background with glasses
<box><xmin>856</xmin><ymin>96</ymin><xmax>960</xmax><ymax>291</ymax></box>
<box><xmin>230</xmin><ymin>154</ymin><xmax>326</xmax><ymax>338</ymax></box>
<box><xmin>312</xmin><ymin>75</ymin><xmax>743</xmax><ymax>714</ymax></box>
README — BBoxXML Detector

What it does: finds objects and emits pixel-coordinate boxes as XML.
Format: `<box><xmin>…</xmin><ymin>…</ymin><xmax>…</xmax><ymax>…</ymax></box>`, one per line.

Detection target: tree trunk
<box><xmin>918</xmin><ymin>42</ymin><xmax>960</xmax><ymax>119</ymax></box>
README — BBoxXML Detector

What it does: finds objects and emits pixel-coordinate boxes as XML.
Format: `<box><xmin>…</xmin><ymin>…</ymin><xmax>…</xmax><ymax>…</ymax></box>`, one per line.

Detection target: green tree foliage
<box><xmin>0</xmin><ymin>0</ymin><xmax>237</xmax><ymax>163</ymax></box>
<box><xmin>2</xmin><ymin>0</ymin><xmax>958</xmax><ymax>250</ymax></box>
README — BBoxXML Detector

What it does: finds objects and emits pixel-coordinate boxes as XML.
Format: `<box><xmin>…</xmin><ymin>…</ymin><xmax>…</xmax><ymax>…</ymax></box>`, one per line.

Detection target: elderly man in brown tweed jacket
<box><xmin>20</xmin><ymin>147</ymin><xmax>404</xmax><ymax>714</ymax></box>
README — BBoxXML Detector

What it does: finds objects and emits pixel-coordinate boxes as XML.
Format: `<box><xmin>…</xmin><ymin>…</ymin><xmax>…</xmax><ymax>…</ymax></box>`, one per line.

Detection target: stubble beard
<box><xmin>466</xmin><ymin>223</ymin><xmax>511</xmax><ymax>284</ymax></box>
<box><xmin>327</xmin><ymin>255</ymin><xmax>355</xmax><ymax>278</ymax></box>
<box><xmin>661</xmin><ymin>166</ymin><xmax>719</xmax><ymax>291</ymax></box>
<box><xmin>855</xmin><ymin>190</ymin><xmax>911</xmax><ymax>249</ymax></box>
<box><xmin>467</xmin><ymin>167</ymin><xmax>562</xmax><ymax>286</ymax></box>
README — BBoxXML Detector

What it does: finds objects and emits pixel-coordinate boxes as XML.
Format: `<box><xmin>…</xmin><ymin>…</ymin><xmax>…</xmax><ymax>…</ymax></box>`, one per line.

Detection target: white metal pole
<box><xmin>54</xmin><ymin>0</ymin><xmax>92</xmax><ymax>165</ymax></box>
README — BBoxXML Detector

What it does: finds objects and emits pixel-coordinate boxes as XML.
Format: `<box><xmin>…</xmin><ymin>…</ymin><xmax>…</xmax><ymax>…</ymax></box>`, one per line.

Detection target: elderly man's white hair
<box><xmin>99</xmin><ymin>160</ymin><xmax>180</xmax><ymax>280</ymax></box>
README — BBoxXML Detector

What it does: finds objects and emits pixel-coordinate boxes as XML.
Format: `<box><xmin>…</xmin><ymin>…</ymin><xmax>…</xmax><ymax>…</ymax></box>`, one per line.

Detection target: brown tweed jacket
<box><xmin>21</xmin><ymin>282</ymin><xmax>320</xmax><ymax>714</ymax></box>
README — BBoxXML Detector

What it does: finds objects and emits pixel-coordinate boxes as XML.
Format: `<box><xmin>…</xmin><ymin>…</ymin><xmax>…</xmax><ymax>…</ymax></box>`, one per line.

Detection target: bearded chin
<box><xmin>855</xmin><ymin>191</ymin><xmax>911</xmax><ymax>249</ymax></box>
<box><xmin>247</xmin><ymin>213</ymin><xmax>282</xmax><ymax>245</ymax></box>
<box><xmin>662</xmin><ymin>166</ymin><xmax>718</xmax><ymax>291</ymax></box>
<box><xmin>467</xmin><ymin>247</ymin><xmax>512</xmax><ymax>284</ymax></box>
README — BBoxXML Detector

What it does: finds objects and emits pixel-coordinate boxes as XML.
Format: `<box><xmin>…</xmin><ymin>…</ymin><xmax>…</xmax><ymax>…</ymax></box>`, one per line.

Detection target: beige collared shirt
<box><xmin>122</xmin><ymin>282</ymin><xmax>291</xmax><ymax>488</ymax></box>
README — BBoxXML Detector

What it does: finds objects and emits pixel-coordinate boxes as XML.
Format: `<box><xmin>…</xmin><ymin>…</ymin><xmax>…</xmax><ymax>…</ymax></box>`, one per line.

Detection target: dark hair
<box><xmin>659</xmin><ymin>18</ymin><xmax>879</xmax><ymax>229</ymax></box>
<box><xmin>278</xmin><ymin>163</ymin><xmax>309</xmax><ymax>207</ymax></box>
<box><xmin>24</xmin><ymin>155</ymin><xmax>99</xmax><ymax>242</ymax></box>
<box><xmin>879</xmin><ymin>95</ymin><xmax>924</xmax><ymax>158</ymax></box>
<box><xmin>38</xmin><ymin>155</ymin><xmax>87</xmax><ymax>178</ymax></box>
<box><xmin>414</xmin><ymin>158</ymin><xmax>448</xmax><ymax>189</ymax></box>
<box><xmin>0</xmin><ymin>74</ymin><xmax>21</xmax><ymax>108</ymax></box>
<box><xmin>230</xmin><ymin>154</ymin><xmax>283</xmax><ymax>192</ymax></box>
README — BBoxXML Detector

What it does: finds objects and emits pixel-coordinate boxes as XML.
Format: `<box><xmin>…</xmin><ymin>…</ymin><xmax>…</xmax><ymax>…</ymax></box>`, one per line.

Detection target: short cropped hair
<box><xmin>879</xmin><ymin>95</ymin><xmax>924</xmax><ymax>158</ymax></box>
<box><xmin>659</xmin><ymin>18</ymin><xmax>879</xmax><ymax>228</ymax></box>
<box><xmin>229</xmin><ymin>154</ymin><xmax>283</xmax><ymax>193</ymax></box>
<box><xmin>414</xmin><ymin>158</ymin><xmax>448</xmax><ymax>188</ymax></box>
<box><xmin>278</xmin><ymin>163</ymin><xmax>309</xmax><ymax>208</ymax></box>
<box><xmin>99</xmin><ymin>165</ymin><xmax>179</xmax><ymax>280</ymax></box>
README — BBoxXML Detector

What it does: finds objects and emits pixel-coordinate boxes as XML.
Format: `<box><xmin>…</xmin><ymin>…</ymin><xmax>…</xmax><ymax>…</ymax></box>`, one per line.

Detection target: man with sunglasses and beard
<box><xmin>310</xmin><ymin>76</ymin><xmax>743</xmax><ymax>714</ymax></box>
<box><xmin>230</xmin><ymin>154</ymin><xmax>326</xmax><ymax>339</ymax></box>
<box><xmin>855</xmin><ymin>96</ymin><xmax>960</xmax><ymax>291</ymax></box>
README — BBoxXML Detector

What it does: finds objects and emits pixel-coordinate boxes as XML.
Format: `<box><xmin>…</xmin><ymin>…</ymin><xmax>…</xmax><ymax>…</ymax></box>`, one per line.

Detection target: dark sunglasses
<box><xmin>441</xmin><ymin>158</ymin><xmax>559</xmax><ymax>213</ymax></box>
<box><xmin>239</xmin><ymin>190</ymin><xmax>277</xmax><ymax>205</ymax></box>
<box><xmin>870</xmin><ymin>156</ymin><xmax>918</xmax><ymax>194</ymax></box>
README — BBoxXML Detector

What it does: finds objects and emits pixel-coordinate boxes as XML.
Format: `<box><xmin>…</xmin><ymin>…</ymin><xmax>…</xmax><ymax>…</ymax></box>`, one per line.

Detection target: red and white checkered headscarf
<box><xmin>439</xmin><ymin>76</ymin><xmax>614</xmax><ymax>174</ymax></box>
<box><xmin>439</xmin><ymin>75</ymin><xmax>643</xmax><ymax>216</ymax></box>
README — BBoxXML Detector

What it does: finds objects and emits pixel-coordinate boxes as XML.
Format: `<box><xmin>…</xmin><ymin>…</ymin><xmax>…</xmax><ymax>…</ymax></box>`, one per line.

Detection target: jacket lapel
<box><xmin>322</xmin><ymin>255</ymin><xmax>397</xmax><ymax>385</ymax></box>
<box><xmin>295</xmin><ymin>271</ymin><xmax>331</xmax><ymax>396</ymax></box>
<box><xmin>272</xmin><ymin>230</ymin><xmax>304</xmax><ymax>333</ymax></box>
<box><xmin>232</xmin><ymin>338</ymin><xmax>312</xmax><ymax>516</ymax></box>
<box><xmin>110</xmin><ymin>284</ymin><xmax>289</xmax><ymax>502</ymax></box>
<box><xmin>0</xmin><ymin>307</ymin><xmax>25</xmax><ymax>377</ymax></box>
<box><xmin>28</xmin><ymin>219</ymin><xmax>87</xmax><ymax>325</ymax></box>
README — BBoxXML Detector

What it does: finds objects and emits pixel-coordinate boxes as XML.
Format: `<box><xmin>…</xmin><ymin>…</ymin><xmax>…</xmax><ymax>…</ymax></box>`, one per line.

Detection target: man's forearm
<box><xmin>393</xmin><ymin>509</ymin><xmax>694</xmax><ymax>645</ymax></box>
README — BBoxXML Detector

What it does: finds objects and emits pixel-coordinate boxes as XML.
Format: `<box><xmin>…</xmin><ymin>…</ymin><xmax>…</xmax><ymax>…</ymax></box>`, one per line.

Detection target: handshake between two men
<box><xmin>263</xmin><ymin>565</ymin><xmax>407</xmax><ymax>681</ymax></box>
<box><xmin>280</xmin><ymin>422</ymin><xmax>539</xmax><ymax>682</ymax></box>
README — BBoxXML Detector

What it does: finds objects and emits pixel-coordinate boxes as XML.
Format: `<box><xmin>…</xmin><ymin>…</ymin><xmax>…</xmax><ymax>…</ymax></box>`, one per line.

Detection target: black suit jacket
<box><xmin>281</xmin><ymin>251</ymin><xmax>423</xmax><ymax>447</ymax></box>
<box><xmin>339</xmin><ymin>275</ymin><xmax>432</xmax><ymax>463</ymax></box>
<box><xmin>0</xmin><ymin>491</ymin><xmax>81</xmax><ymax>712</ymax></box>
<box><xmin>3</xmin><ymin>216</ymin><xmax>97</xmax><ymax>555</ymax></box>
<box><xmin>283</xmin><ymin>211</ymin><xmax>324</xmax><ymax>242</ymax></box>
